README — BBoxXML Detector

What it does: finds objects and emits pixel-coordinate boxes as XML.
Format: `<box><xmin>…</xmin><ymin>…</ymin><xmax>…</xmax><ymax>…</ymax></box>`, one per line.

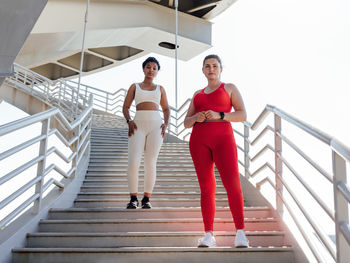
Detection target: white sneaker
<box><xmin>198</xmin><ymin>232</ymin><xmax>217</xmax><ymax>247</ymax></box>
<box><xmin>235</xmin><ymin>229</ymin><xmax>249</xmax><ymax>248</ymax></box>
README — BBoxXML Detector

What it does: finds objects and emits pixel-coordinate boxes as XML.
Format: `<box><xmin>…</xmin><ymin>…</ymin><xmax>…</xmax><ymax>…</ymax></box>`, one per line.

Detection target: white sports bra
<box><xmin>134</xmin><ymin>83</ymin><xmax>161</xmax><ymax>106</ymax></box>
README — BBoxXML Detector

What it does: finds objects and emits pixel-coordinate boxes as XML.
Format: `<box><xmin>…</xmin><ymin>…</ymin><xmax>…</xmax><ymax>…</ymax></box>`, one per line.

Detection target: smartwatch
<box><xmin>219</xmin><ymin>112</ymin><xmax>225</xmax><ymax>120</ymax></box>
<box><xmin>126</xmin><ymin>119</ymin><xmax>132</xmax><ymax>124</ymax></box>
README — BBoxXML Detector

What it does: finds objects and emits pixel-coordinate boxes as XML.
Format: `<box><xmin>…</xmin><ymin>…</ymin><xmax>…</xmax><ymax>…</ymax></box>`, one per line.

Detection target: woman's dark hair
<box><xmin>203</xmin><ymin>54</ymin><xmax>222</xmax><ymax>68</ymax></box>
<box><xmin>142</xmin><ymin>57</ymin><xmax>160</xmax><ymax>70</ymax></box>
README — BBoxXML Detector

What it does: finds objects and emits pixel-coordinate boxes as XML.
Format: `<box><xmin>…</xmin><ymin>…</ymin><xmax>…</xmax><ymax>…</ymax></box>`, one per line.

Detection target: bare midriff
<box><xmin>136</xmin><ymin>102</ymin><xmax>159</xmax><ymax>111</ymax></box>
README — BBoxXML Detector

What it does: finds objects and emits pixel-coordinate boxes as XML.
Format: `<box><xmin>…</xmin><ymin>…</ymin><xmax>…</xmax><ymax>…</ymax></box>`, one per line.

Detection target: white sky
<box><xmin>77</xmin><ymin>0</ymin><xmax>350</xmax><ymax>145</ymax></box>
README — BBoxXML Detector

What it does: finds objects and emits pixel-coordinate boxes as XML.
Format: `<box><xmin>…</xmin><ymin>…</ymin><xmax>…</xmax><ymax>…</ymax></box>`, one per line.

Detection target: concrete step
<box><xmin>76</xmin><ymin>192</ymin><xmax>229</xmax><ymax>199</ymax></box>
<box><xmin>82</xmin><ymin>178</ymin><xmax>200</xmax><ymax>186</ymax></box>
<box><xmin>87</xmin><ymin>165</ymin><xmax>197</xmax><ymax>170</ymax></box>
<box><xmin>91</xmin><ymin>141</ymin><xmax>189</xmax><ymax>146</ymax></box>
<box><xmin>91</xmin><ymin>141</ymin><xmax>128</xmax><ymax>145</ymax></box>
<box><xmin>12</xmin><ymin>247</ymin><xmax>295</xmax><ymax>263</ymax></box>
<box><xmin>84</xmin><ymin>174</ymin><xmax>201</xmax><ymax>179</ymax></box>
<box><xmin>90</xmin><ymin>152</ymin><xmax>192</xmax><ymax>156</ymax></box>
<box><xmin>84</xmin><ymin>174</ymin><xmax>201</xmax><ymax>180</ymax></box>
<box><xmin>88</xmin><ymin>164</ymin><xmax>195</xmax><ymax>168</ymax></box>
<box><xmin>89</xmin><ymin>157</ymin><xmax>194</xmax><ymax>162</ymax></box>
<box><xmin>91</xmin><ymin>146</ymin><xmax>190</xmax><ymax>151</ymax></box>
<box><xmin>90</xmin><ymin>149</ymin><xmax>190</xmax><ymax>153</ymax></box>
<box><xmin>48</xmin><ymin>207</ymin><xmax>273</xmax><ymax>220</ymax></box>
<box><xmin>90</xmin><ymin>145</ymin><xmax>190</xmax><ymax>151</ymax></box>
<box><xmin>90</xmin><ymin>138</ymin><xmax>128</xmax><ymax>142</ymax></box>
<box><xmin>73</xmin><ymin>198</ymin><xmax>237</xmax><ymax>208</ymax></box>
<box><xmin>90</xmin><ymin>133</ymin><xmax>125</xmax><ymax>136</ymax></box>
<box><xmin>91</xmin><ymin>131</ymin><xmax>127</xmax><ymax>134</ymax></box>
<box><xmin>90</xmin><ymin>153</ymin><xmax>192</xmax><ymax>157</ymax></box>
<box><xmin>86</xmin><ymin>168</ymin><xmax>198</xmax><ymax>174</ymax></box>
<box><xmin>38</xmin><ymin>218</ymin><xmax>281</xmax><ymax>232</ymax></box>
<box><xmin>85</xmin><ymin>172</ymin><xmax>198</xmax><ymax>176</ymax></box>
<box><xmin>26</xmin><ymin>231</ymin><xmax>289</xmax><ymax>248</ymax></box>
<box><xmin>88</xmin><ymin>159</ymin><xmax>195</xmax><ymax>164</ymax></box>
<box><xmin>80</xmin><ymin>185</ymin><xmax>207</xmax><ymax>192</ymax></box>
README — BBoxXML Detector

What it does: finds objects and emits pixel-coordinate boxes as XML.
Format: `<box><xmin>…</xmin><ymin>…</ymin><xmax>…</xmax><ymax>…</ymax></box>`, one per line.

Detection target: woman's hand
<box><xmin>195</xmin><ymin>112</ymin><xmax>207</xmax><ymax>123</ymax></box>
<box><xmin>128</xmin><ymin>121</ymin><xmax>137</xmax><ymax>137</ymax></box>
<box><xmin>204</xmin><ymin>110</ymin><xmax>220</xmax><ymax>120</ymax></box>
<box><xmin>160</xmin><ymin>123</ymin><xmax>168</xmax><ymax>138</ymax></box>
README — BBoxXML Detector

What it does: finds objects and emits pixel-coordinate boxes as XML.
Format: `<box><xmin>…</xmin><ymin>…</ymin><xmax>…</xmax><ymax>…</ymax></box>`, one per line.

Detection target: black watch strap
<box><xmin>126</xmin><ymin>119</ymin><xmax>132</xmax><ymax>123</ymax></box>
<box><xmin>220</xmin><ymin>112</ymin><xmax>225</xmax><ymax>120</ymax></box>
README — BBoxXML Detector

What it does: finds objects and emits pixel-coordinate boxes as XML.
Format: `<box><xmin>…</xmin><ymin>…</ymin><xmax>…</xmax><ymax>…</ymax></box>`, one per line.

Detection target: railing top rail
<box><xmin>251</xmin><ymin>104</ymin><xmax>332</xmax><ymax>145</ymax></box>
<box><xmin>0</xmin><ymin>96</ymin><xmax>93</xmax><ymax>137</ymax></box>
<box><xmin>13</xmin><ymin>63</ymin><xmax>52</xmax><ymax>84</ymax></box>
<box><xmin>64</xmin><ymin>79</ymin><xmax>127</xmax><ymax>96</ymax></box>
<box><xmin>11</xmin><ymin>64</ymin><xmax>91</xmax><ymax>113</ymax></box>
<box><xmin>331</xmin><ymin>138</ymin><xmax>350</xmax><ymax>162</ymax></box>
<box><xmin>0</xmin><ymin>108</ymin><xmax>59</xmax><ymax>136</ymax></box>
<box><xmin>249</xmin><ymin>104</ymin><xmax>350</xmax><ymax>162</ymax></box>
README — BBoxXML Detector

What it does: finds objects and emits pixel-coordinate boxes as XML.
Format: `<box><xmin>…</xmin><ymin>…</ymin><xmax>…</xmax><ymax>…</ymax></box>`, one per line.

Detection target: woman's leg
<box><xmin>143</xmin><ymin>119</ymin><xmax>163</xmax><ymax>195</ymax></box>
<box><xmin>212</xmin><ymin>133</ymin><xmax>245</xmax><ymax>230</ymax></box>
<box><xmin>189</xmin><ymin>137</ymin><xmax>216</xmax><ymax>232</ymax></box>
<box><xmin>127</xmin><ymin>127</ymin><xmax>146</xmax><ymax>195</ymax></box>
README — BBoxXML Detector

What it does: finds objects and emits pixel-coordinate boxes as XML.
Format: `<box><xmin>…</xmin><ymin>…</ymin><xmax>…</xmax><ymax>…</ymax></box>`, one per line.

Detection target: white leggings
<box><xmin>128</xmin><ymin>111</ymin><xmax>163</xmax><ymax>194</ymax></box>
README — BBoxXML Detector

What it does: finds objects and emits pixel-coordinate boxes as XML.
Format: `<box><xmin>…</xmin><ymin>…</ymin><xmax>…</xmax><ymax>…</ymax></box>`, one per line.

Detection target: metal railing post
<box><xmin>45</xmin><ymin>81</ymin><xmax>49</xmax><ymax>101</ymax></box>
<box><xmin>244</xmin><ymin>124</ymin><xmax>250</xmax><ymax>178</ymax></box>
<box><xmin>106</xmin><ymin>93</ymin><xmax>109</xmax><ymax>112</ymax></box>
<box><xmin>58</xmin><ymin>82</ymin><xmax>62</xmax><ymax>107</ymax></box>
<box><xmin>71</xmin><ymin>89</ymin><xmax>75</xmax><ymax>118</ymax></box>
<box><xmin>274</xmin><ymin>114</ymin><xmax>283</xmax><ymax>216</ymax></box>
<box><xmin>30</xmin><ymin>75</ymin><xmax>34</xmax><ymax>95</ymax></box>
<box><xmin>33</xmin><ymin>117</ymin><xmax>50</xmax><ymax>213</ymax></box>
<box><xmin>71</xmin><ymin>125</ymin><xmax>81</xmax><ymax>178</ymax></box>
<box><xmin>333</xmin><ymin>150</ymin><xmax>350</xmax><ymax>263</ymax></box>
<box><xmin>63</xmin><ymin>81</ymin><xmax>67</xmax><ymax>101</ymax></box>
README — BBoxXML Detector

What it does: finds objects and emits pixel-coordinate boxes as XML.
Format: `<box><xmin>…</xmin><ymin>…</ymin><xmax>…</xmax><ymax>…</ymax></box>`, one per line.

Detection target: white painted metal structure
<box><xmin>16</xmin><ymin>0</ymin><xmax>229</xmax><ymax>80</ymax></box>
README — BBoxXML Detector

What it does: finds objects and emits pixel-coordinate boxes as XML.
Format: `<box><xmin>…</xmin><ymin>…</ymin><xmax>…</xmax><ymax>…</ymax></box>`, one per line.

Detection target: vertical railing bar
<box><xmin>33</xmin><ymin>117</ymin><xmax>50</xmax><ymax>213</ymax></box>
<box><xmin>106</xmin><ymin>93</ymin><xmax>109</xmax><ymax>113</ymax></box>
<box><xmin>333</xmin><ymin>151</ymin><xmax>350</xmax><ymax>263</ymax></box>
<box><xmin>274</xmin><ymin>113</ymin><xmax>283</xmax><ymax>216</ymax></box>
<box><xmin>244</xmin><ymin>124</ymin><xmax>250</xmax><ymax>178</ymax></box>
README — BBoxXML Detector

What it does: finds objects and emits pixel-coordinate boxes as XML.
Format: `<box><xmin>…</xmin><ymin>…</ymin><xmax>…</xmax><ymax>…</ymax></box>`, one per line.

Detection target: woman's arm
<box><xmin>225</xmin><ymin>83</ymin><xmax>247</xmax><ymax>122</ymax></box>
<box><xmin>159</xmin><ymin>86</ymin><xmax>170</xmax><ymax>126</ymax></box>
<box><xmin>123</xmin><ymin>84</ymin><xmax>136</xmax><ymax>121</ymax></box>
<box><xmin>204</xmin><ymin>83</ymin><xmax>247</xmax><ymax>122</ymax></box>
<box><xmin>123</xmin><ymin>84</ymin><xmax>137</xmax><ymax>137</ymax></box>
<box><xmin>184</xmin><ymin>91</ymin><xmax>206</xmax><ymax>128</ymax></box>
<box><xmin>159</xmin><ymin>86</ymin><xmax>170</xmax><ymax>138</ymax></box>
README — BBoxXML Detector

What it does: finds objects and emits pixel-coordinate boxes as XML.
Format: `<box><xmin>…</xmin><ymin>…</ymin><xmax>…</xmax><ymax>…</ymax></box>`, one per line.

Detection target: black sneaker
<box><xmin>126</xmin><ymin>196</ymin><xmax>138</xmax><ymax>209</ymax></box>
<box><xmin>141</xmin><ymin>196</ymin><xmax>152</xmax><ymax>209</ymax></box>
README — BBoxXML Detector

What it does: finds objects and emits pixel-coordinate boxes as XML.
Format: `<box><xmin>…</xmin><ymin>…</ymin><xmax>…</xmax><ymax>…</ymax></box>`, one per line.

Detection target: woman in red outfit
<box><xmin>184</xmin><ymin>54</ymin><xmax>249</xmax><ymax>248</ymax></box>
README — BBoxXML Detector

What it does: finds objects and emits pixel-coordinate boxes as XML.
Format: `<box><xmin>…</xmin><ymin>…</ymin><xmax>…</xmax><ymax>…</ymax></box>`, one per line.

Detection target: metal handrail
<box><xmin>243</xmin><ymin>104</ymin><xmax>350</xmax><ymax>263</ymax></box>
<box><xmin>7</xmin><ymin>64</ymin><xmax>89</xmax><ymax>120</ymax></box>
<box><xmin>0</xmin><ymin>69</ymin><xmax>93</xmax><ymax>230</ymax></box>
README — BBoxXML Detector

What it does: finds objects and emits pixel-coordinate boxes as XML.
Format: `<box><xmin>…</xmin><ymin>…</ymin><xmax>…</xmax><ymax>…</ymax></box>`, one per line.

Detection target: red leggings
<box><xmin>189</xmin><ymin>122</ymin><xmax>244</xmax><ymax>231</ymax></box>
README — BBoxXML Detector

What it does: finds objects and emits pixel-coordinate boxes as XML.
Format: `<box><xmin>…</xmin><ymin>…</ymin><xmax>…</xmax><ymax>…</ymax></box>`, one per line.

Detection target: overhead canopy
<box><xmin>16</xmin><ymin>0</ymin><xmax>237</xmax><ymax>80</ymax></box>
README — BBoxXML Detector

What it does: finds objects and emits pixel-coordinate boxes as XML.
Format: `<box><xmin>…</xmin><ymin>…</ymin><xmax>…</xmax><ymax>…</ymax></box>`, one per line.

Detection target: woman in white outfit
<box><xmin>123</xmin><ymin>57</ymin><xmax>170</xmax><ymax>209</ymax></box>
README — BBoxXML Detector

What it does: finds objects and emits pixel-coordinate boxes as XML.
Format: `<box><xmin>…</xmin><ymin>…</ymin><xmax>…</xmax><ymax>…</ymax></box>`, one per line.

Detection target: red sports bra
<box><xmin>193</xmin><ymin>83</ymin><xmax>232</xmax><ymax>113</ymax></box>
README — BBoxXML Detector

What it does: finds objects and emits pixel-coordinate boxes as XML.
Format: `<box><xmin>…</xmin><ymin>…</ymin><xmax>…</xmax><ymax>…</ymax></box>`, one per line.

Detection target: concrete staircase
<box><xmin>12</xmin><ymin>126</ymin><xmax>295</xmax><ymax>262</ymax></box>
